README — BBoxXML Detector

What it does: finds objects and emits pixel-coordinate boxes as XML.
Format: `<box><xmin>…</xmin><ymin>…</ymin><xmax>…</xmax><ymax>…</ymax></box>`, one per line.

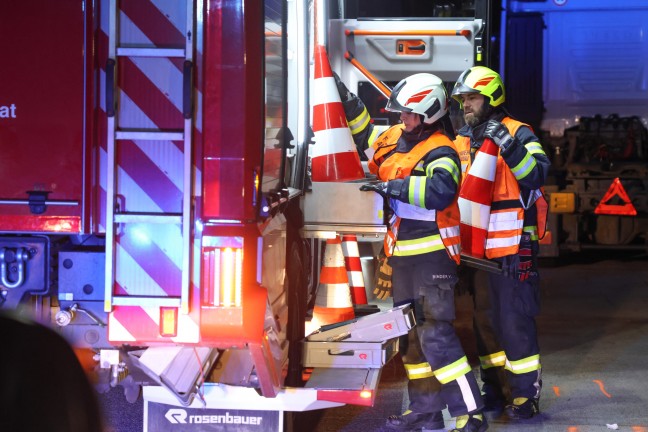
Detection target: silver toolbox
<box><xmin>306</xmin><ymin>304</ymin><xmax>414</xmax><ymax>342</ymax></box>
<box><xmin>303</xmin><ymin>338</ymin><xmax>398</xmax><ymax>368</ymax></box>
<box><xmin>302</xmin><ymin>181</ymin><xmax>386</xmax><ymax>238</ymax></box>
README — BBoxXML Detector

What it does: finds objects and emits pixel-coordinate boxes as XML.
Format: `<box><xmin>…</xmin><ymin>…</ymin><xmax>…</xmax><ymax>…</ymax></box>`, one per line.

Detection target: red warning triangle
<box><xmin>594</xmin><ymin>177</ymin><xmax>637</xmax><ymax>216</ymax></box>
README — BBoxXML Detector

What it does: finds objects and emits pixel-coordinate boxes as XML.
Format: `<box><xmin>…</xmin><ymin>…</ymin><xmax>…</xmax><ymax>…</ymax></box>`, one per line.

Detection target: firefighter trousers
<box><xmin>473</xmin><ymin>269</ymin><xmax>542</xmax><ymax>401</ymax></box>
<box><xmin>393</xmin><ymin>262</ymin><xmax>483</xmax><ymax>417</ymax></box>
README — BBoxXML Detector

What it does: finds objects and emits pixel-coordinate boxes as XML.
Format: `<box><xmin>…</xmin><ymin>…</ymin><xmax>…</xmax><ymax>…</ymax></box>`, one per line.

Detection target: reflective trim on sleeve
<box><xmin>525</xmin><ymin>141</ymin><xmax>546</xmax><ymax>155</ymax></box>
<box><xmin>523</xmin><ymin>225</ymin><xmax>538</xmax><ymax>240</ymax></box>
<box><xmin>427</xmin><ymin>156</ymin><xmax>460</xmax><ymax>185</ymax></box>
<box><xmin>404</xmin><ymin>362</ymin><xmax>434</xmax><ymax>380</ymax></box>
<box><xmin>505</xmin><ymin>354</ymin><xmax>541</xmax><ymax>374</ymax></box>
<box><xmin>348</xmin><ymin>106</ymin><xmax>371</xmax><ymax>136</ymax></box>
<box><xmin>408</xmin><ymin>176</ymin><xmax>427</xmax><ymax>208</ymax></box>
<box><xmin>433</xmin><ymin>356</ymin><xmax>473</xmax><ymax>385</ymax></box>
<box><xmin>479</xmin><ymin>351</ymin><xmax>507</xmax><ymax>369</ymax></box>
<box><xmin>511</xmin><ymin>152</ymin><xmax>537</xmax><ymax>180</ymax></box>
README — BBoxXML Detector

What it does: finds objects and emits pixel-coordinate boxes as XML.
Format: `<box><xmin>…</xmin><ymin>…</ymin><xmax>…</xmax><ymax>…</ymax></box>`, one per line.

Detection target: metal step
<box><xmin>114</xmin><ymin>213</ymin><xmax>182</xmax><ymax>224</ymax></box>
<box><xmin>131</xmin><ymin>347</ymin><xmax>220</xmax><ymax>406</ymax></box>
<box><xmin>112</xmin><ymin>296</ymin><xmax>182</xmax><ymax>308</ymax></box>
<box><xmin>117</xmin><ymin>47</ymin><xmax>185</xmax><ymax>58</ymax></box>
<box><xmin>115</xmin><ymin>130</ymin><xmax>184</xmax><ymax>141</ymax></box>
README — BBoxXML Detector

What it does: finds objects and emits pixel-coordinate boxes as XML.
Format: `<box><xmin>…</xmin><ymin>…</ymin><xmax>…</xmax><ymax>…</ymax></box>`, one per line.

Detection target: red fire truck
<box><xmin>0</xmin><ymin>0</ymin><xmax>487</xmax><ymax>430</ymax></box>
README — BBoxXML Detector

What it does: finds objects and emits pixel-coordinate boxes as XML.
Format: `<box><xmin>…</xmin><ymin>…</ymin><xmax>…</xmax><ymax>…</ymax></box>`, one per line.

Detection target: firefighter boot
<box><xmin>385</xmin><ymin>410</ymin><xmax>444</xmax><ymax>431</ymax></box>
<box><xmin>504</xmin><ymin>397</ymin><xmax>539</xmax><ymax>419</ymax></box>
<box><xmin>450</xmin><ymin>413</ymin><xmax>488</xmax><ymax>432</ymax></box>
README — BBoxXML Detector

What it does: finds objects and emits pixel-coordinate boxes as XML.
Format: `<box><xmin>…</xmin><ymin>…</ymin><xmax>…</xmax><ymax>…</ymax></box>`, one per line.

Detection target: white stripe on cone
<box><xmin>311</xmin><ymin>76</ymin><xmax>343</xmax><ymax>105</ymax></box>
<box><xmin>459</xmin><ymin>138</ymin><xmax>499</xmax><ymax>258</ymax></box>
<box><xmin>467</xmin><ymin>152</ymin><xmax>497</xmax><ymax>181</ymax></box>
<box><xmin>313</xmin><ymin>236</ymin><xmax>355</xmax><ymax>325</ymax></box>
<box><xmin>341</xmin><ymin>234</ymin><xmax>368</xmax><ymax>305</ymax></box>
<box><xmin>310</xmin><ymin>44</ymin><xmax>364</xmax><ymax>182</ymax></box>
<box><xmin>311</xmin><ymin>127</ymin><xmax>362</xmax><ymax>158</ymax></box>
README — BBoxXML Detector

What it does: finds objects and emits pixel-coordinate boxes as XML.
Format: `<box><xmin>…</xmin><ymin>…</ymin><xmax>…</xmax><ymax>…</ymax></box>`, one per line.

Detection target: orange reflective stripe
<box><xmin>536</xmin><ymin>190</ymin><xmax>548</xmax><ymax>239</ymax></box>
<box><xmin>383</xmin><ymin>217</ymin><xmax>400</xmax><ymax>257</ymax></box>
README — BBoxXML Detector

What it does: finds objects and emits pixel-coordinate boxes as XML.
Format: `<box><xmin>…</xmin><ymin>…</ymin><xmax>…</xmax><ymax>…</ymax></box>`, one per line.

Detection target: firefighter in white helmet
<box><xmin>337</xmin><ymin>72</ymin><xmax>488</xmax><ymax>432</ymax></box>
<box><xmin>451</xmin><ymin>65</ymin><xmax>550</xmax><ymax>420</ymax></box>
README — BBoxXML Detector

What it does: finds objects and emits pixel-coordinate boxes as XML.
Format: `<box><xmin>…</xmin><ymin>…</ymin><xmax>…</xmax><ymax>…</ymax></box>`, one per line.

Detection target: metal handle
<box><xmin>0</xmin><ymin>248</ymin><xmax>29</xmax><ymax>289</ymax></box>
<box><xmin>346</xmin><ymin>29</ymin><xmax>471</xmax><ymax>37</ymax></box>
<box><xmin>183</xmin><ymin>60</ymin><xmax>194</xmax><ymax>119</ymax></box>
<box><xmin>106</xmin><ymin>58</ymin><xmax>116</xmax><ymax>117</ymax></box>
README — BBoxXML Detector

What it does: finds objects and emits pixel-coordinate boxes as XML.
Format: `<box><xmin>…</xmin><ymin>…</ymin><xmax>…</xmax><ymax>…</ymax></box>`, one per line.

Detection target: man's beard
<box><xmin>464</xmin><ymin>104</ymin><xmax>488</xmax><ymax>128</ymax></box>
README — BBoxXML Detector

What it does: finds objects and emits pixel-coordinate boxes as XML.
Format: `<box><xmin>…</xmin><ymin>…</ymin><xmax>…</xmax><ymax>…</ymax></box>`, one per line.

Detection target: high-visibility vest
<box><xmin>456</xmin><ymin>118</ymin><xmax>547</xmax><ymax>258</ymax></box>
<box><xmin>370</xmin><ymin>125</ymin><xmax>461</xmax><ymax>263</ymax></box>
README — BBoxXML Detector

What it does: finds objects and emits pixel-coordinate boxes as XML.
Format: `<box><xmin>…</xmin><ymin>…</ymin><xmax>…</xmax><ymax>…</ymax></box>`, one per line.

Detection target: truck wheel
<box><xmin>285</xmin><ymin>234</ymin><xmax>307</xmax><ymax>387</ymax></box>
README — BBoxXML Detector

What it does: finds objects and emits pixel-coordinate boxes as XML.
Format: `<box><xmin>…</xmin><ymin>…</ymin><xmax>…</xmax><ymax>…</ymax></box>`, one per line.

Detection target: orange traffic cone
<box><xmin>312</xmin><ymin>235</ymin><xmax>356</xmax><ymax>326</ymax></box>
<box><xmin>341</xmin><ymin>234</ymin><xmax>368</xmax><ymax>305</ymax></box>
<box><xmin>311</xmin><ymin>44</ymin><xmax>365</xmax><ymax>182</ymax></box>
<box><xmin>458</xmin><ymin>138</ymin><xmax>498</xmax><ymax>258</ymax></box>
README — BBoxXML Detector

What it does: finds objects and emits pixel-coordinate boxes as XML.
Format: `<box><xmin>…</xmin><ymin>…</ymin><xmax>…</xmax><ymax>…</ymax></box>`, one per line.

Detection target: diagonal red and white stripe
<box><xmin>341</xmin><ymin>234</ymin><xmax>367</xmax><ymax>305</ymax></box>
<box><xmin>310</xmin><ymin>44</ymin><xmax>365</xmax><ymax>182</ymax></box>
<box><xmin>458</xmin><ymin>138</ymin><xmax>498</xmax><ymax>258</ymax></box>
<box><xmin>97</xmin><ymin>0</ymin><xmax>201</xmax><ymax>344</ymax></box>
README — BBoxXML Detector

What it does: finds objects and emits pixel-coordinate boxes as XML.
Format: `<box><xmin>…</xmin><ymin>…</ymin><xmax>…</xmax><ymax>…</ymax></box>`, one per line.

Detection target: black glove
<box><xmin>373</xmin><ymin>255</ymin><xmax>393</xmax><ymax>300</ymax></box>
<box><xmin>360</xmin><ymin>182</ymin><xmax>389</xmax><ymax>199</ymax></box>
<box><xmin>484</xmin><ymin>119</ymin><xmax>514</xmax><ymax>149</ymax></box>
<box><xmin>333</xmin><ymin>71</ymin><xmax>351</xmax><ymax>102</ymax></box>
<box><xmin>517</xmin><ymin>233</ymin><xmax>536</xmax><ymax>281</ymax></box>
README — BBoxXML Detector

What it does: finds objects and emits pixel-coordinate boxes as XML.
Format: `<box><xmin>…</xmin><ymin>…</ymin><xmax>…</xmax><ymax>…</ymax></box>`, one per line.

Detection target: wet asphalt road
<box><xmin>100</xmin><ymin>251</ymin><xmax>648</xmax><ymax>432</ymax></box>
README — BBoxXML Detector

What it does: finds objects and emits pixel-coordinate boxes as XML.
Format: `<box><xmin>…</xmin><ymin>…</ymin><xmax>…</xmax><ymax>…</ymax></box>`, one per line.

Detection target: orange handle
<box><xmin>344</xmin><ymin>51</ymin><xmax>391</xmax><ymax>99</ymax></box>
<box><xmin>346</xmin><ymin>29</ymin><xmax>471</xmax><ymax>37</ymax></box>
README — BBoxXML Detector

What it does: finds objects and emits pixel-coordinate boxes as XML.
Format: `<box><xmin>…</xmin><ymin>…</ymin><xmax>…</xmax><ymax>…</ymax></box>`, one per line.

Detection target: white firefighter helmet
<box><xmin>385</xmin><ymin>73</ymin><xmax>449</xmax><ymax>125</ymax></box>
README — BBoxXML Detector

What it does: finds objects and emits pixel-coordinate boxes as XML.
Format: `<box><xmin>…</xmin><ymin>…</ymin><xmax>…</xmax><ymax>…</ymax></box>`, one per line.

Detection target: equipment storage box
<box><xmin>303</xmin><ymin>338</ymin><xmax>398</xmax><ymax>368</ymax></box>
<box><xmin>304</xmin><ymin>305</ymin><xmax>414</xmax><ymax>368</ymax></box>
<box><xmin>306</xmin><ymin>304</ymin><xmax>415</xmax><ymax>342</ymax></box>
<box><xmin>0</xmin><ymin>1</ymin><xmax>88</xmax><ymax>233</ymax></box>
<box><xmin>302</xmin><ymin>181</ymin><xmax>386</xmax><ymax>237</ymax></box>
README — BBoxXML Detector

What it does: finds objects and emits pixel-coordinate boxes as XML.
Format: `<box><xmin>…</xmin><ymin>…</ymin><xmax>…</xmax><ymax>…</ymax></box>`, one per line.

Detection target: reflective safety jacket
<box><xmin>456</xmin><ymin>117</ymin><xmax>549</xmax><ymax>259</ymax></box>
<box><xmin>370</xmin><ymin>125</ymin><xmax>462</xmax><ymax>264</ymax></box>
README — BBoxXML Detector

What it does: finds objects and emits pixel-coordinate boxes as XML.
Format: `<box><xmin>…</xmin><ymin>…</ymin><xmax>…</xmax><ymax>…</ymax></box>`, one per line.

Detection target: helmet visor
<box><xmin>385</xmin><ymin>79</ymin><xmax>413</xmax><ymax>113</ymax></box>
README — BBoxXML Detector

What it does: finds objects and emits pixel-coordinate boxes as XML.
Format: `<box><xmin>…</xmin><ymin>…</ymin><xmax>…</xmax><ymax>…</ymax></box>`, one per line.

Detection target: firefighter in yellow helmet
<box><xmin>336</xmin><ymin>72</ymin><xmax>488</xmax><ymax>432</ymax></box>
<box><xmin>451</xmin><ymin>66</ymin><xmax>550</xmax><ymax>420</ymax></box>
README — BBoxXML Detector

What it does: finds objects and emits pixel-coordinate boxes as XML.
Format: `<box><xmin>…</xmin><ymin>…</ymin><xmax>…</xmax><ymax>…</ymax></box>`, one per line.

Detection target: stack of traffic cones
<box><xmin>457</xmin><ymin>138</ymin><xmax>498</xmax><ymax>258</ymax></box>
<box><xmin>341</xmin><ymin>234</ymin><xmax>368</xmax><ymax>306</ymax></box>
<box><xmin>312</xmin><ymin>235</ymin><xmax>356</xmax><ymax>326</ymax></box>
<box><xmin>311</xmin><ymin>44</ymin><xmax>365</xmax><ymax>182</ymax></box>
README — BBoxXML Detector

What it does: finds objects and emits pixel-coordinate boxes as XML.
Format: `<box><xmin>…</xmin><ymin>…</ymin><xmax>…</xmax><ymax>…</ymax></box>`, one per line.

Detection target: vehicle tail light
<box><xmin>160</xmin><ymin>307</ymin><xmax>178</xmax><ymax>337</ymax></box>
<box><xmin>202</xmin><ymin>246</ymin><xmax>243</xmax><ymax>307</ymax></box>
<box><xmin>316</xmin><ymin>389</ymin><xmax>375</xmax><ymax>406</ymax></box>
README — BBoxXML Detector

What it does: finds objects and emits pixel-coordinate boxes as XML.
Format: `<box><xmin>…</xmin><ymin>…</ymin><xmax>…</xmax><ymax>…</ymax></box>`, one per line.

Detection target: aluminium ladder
<box><xmin>103</xmin><ymin>0</ymin><xmax>194</xmax><ymax>315</ymax></box>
